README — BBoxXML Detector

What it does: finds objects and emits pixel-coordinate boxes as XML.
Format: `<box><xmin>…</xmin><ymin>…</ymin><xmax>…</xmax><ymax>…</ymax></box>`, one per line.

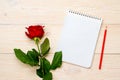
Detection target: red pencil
<box><xmin>99</xmin><ymin>26</ymin><xmax>107</xmax><ymax>70</ymax></box>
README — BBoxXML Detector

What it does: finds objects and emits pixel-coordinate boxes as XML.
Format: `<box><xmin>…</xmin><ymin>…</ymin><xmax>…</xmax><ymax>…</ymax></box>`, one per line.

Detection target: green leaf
<box><xmin>14</xmin><ymin>48</ymin><xmax>39</xmax><ymax>66</ymax></box>
<box><xmin>41</xmin><ymin>38</ymin><xmax>50</xmax><ymax>55</ymax></box>
<box><xmin>14</xmin><ymin>49</ymin><xmax>30</xmax><ymax>64</ymax></box>
<box><xmin>43</xmin><ymin>72</ymin><xmax>52</xmax><ymax>80</ymax></box>
<box><xmin>27</xmin><ymin>50</ymin><xmax>39</xmax><ymax>66</ymax></box>
<box><xmin>32</xmin><ymin>48</ymin><xmax>39</xmax><ymax>56</ymax></box>
<box><xmin>51</xmin><ymin>51</ymin><xmax>62</xmax><ymax>70</ymax></box>
<box><xmin>43</xmin><ymin>58</ymin><xmax>51</xmax><ymax>73</ymax></box>
<box><xmin>36</xmin><ymin>58</ymin><xmax>51</xmax><ymax>78</ymax></box>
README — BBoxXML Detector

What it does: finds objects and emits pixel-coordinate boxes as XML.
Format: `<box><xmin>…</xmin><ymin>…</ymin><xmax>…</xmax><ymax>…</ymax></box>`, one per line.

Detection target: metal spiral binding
<box><xmin>69</xmin><ymin>10</ymin><xmax>101</xmax><ymax>20</ymax></box>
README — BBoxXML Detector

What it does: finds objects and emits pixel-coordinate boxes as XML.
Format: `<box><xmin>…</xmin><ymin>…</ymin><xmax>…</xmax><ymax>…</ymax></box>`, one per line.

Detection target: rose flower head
<box><xmin>25</xmin><ymin>25</ymin><xmax>44</xmax><ymax>39</ymax></box>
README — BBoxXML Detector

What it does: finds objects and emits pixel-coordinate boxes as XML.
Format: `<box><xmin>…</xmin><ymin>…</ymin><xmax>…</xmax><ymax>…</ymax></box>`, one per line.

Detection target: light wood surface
<box><xmin>0</xmin><ymin>0</ymin><xmax>120</xmax><ymax>80</ymax></box>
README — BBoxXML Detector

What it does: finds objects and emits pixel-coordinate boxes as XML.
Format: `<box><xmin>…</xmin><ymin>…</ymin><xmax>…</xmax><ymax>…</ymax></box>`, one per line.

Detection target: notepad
<box><xmin>57</xmin><ymin>10</ymin><xmax>102</xmax><ymax>68</ymax></box>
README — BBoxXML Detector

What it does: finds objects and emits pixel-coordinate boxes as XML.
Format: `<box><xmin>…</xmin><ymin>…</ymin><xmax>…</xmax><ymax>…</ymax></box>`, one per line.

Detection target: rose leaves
<box><xmin>14</xmin><ymin>38</ymin><xmax>62</xmax><ymax>80</ymax></box>
<box><xmin>41</xmin><ymin>38</ymin><xmax>50</xmax><ymax>56</ymax></box>
<box><xmin>14</xmin><ymin>48</ymin><xmax>39</xmax><ymax>66</ymax></box>
<box><xmin>51</xmin><ymin>51</ymin><xmax>62</xmax><ymax>70</ymax></box>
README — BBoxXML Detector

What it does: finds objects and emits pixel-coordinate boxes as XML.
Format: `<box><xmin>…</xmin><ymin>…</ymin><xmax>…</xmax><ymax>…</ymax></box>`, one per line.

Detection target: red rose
<box><xmin>25</xmin><ymin>25</ymin><xmax>44</xmax><ymax>39</ymax></box>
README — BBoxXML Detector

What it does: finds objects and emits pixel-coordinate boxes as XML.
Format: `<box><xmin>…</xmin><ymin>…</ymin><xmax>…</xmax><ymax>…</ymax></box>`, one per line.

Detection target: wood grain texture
<box><xmin>0</xmin><ymin>0</ymin><xmax>120</xmax><ymax>24</ymax></box>
<box><xmin>0</xmin><ymin>0</ymin><xmax>120</xmax><ymax>80</ymax></box>
<box><xmin>0</xmin><ymin>54</ymin><xmax>120</xmax><ymax>80</ymax></box>
<box><xmin>0</xmin><ymin>25</ymin><xmax>120</xmax><ymax>54</ymax></box>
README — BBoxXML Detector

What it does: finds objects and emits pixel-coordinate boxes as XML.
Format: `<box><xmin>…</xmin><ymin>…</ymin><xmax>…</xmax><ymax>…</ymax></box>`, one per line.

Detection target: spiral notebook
<box><xmin>57</xmin><ymin>10</ymin><xmax>102</xmax><ymax>68</ymax></box>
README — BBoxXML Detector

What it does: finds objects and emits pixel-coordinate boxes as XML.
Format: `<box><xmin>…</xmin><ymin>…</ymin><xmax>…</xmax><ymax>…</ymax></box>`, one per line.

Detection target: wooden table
<box><xmin>0</xmin><ymin>0</ymin><xmax>120</xmax><ymax>80</ymax></box>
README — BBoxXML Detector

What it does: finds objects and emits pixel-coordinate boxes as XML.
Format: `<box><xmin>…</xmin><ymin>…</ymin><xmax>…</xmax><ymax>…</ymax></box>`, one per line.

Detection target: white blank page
<box><xmin>57</xmin><ymin>11</ymin><xmax>102</xmax><ymax>68</ymax></box>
